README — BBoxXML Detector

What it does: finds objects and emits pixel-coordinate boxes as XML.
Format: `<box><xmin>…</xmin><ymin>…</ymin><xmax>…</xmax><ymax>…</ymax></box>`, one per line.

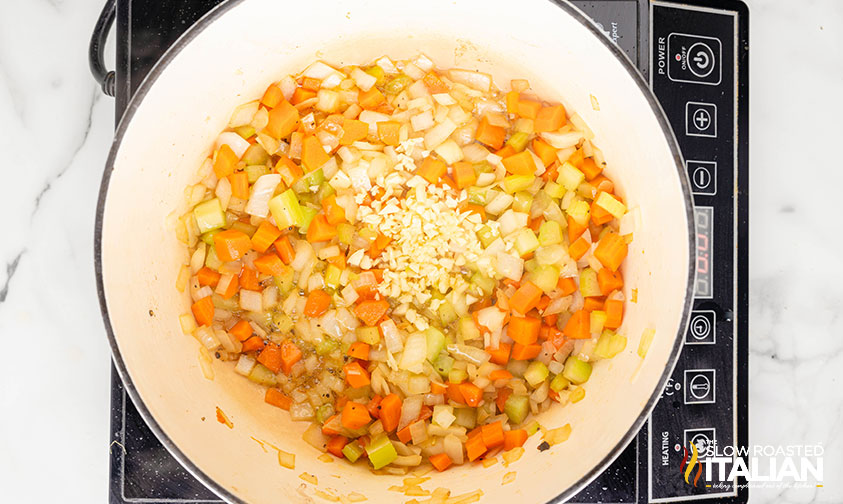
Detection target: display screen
<box><xmin>694</xmin><ymin>206</ymin><xmax>713</xmax><ymax>298</ymax></box>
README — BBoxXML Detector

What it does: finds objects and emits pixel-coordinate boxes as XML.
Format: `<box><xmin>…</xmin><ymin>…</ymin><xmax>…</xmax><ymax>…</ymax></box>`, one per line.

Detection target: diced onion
<box><xmin>228</xmin><ymin>101</ymin><xmax>258</xmax><ymax>128</ymax></box>
<box><xmin>448</xmin><ymin>69</ymin><xmax>492</xmax><ymax>92</ymax></box>
<box><xmin>495</xmin><ymin>252</ymin><xmax>524</xmax><ymax>282</ymax></box>
<box><xmin>398</xmin><ymin>395</ymin><xmax>423</xmax><ymax>431</ymax></box>
<box><xmin>399</xmin><ymin>332</ymin><xmax>427</xmax><ymax>373</ymax></box>
<box><xmin>215</xmin><ymin>132</ymin><xmax>250</xmax><ymax>158</ymax></box>
<box><xmin>380</xmin><ymin>319</ymin><xmax>404</xmax><ymax>353</ymax></box>
<box><xmin>539</xmin><ymin>131</ymin><xmax>583</xmax><ymax>149</ymax></box>
<box><xmin>245</xmin><ymin>174</ymin><xmax>281</xmax><ymax>218</ymax></box>
<box><xmin>234</xmin><ymin>354</ymin><xmax>256</xmax><ymax>376</ymax></box>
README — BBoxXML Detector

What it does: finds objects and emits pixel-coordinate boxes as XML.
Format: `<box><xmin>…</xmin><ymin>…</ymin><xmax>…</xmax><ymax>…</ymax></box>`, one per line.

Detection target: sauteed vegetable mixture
<box><xmin>175</xmin><ymin>55</ymin><xmax>633</xmax><ymax>473</ymax></box>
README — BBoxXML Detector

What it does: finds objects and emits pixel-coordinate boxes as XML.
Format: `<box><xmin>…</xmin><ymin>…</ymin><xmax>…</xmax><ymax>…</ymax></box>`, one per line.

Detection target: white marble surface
<box><xmin>0</xmin><ymin>0</ymin><xmax>840</xmax><ymax>502</ymax></box>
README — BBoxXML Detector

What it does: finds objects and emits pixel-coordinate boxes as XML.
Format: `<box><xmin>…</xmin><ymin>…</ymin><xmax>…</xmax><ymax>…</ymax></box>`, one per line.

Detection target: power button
<box><xmin>668</xmin><ymin>33</ymin><xmax>722</xmax><ymax>85</ymax></box>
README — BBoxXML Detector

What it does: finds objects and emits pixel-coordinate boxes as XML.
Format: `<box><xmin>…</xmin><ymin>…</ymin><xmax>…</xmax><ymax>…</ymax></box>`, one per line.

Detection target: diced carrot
<box><xmin>568</xmin><ymin>236</ymin><xmax>590</xmax><ymax>261</ymax></box>
<box><xmin>511</xmin><ymin>342</ymin><xmax>542</xmax><ymax>360</ymax></box>
<box><xmin>302</xmin><ymin>77</ymin><xmax>321</xmax><ymax>92</ymax></box>
<box><xmin>239</xmin><ymin>266</ymin><xmax>260</xmax><ymax>291</ymax></box>
<box><xmin>265</xmin><ymin>100</ymin><xmax>299</xmax><ymax>139</ymax></box>
<box><xmin>280</xmin><ymin>339</ymin><xmax>302</xmax><ymax>374</ymax></box>
<box><xmin>274</xmin><ymin>236</ymin><xmax>295</xmax><ymax>264</ymax></box>
<box><xmin>591</xmin><ymin>199</ymin><xmax>614</xmax><ymax>225</ymax></box>
<box><xmin>260</xmin><ymin>84</ymin><xmax>283</xmax><ymax>108</ymax></box>
<box><xmin>594</xmin><ymin>232</ymin><xmax>628</xmax><ymax>272</ymax></box>
<box><xmin>459</xmin><ymin>382</ymin><xmax>483</xmax><ymax>407</ymax></box>
<box><xmin>535</xmin><ymin>295</ymin><xmax>551</xmax><ymax>312</ymax></box>
<box><xmin>368</xmin><ymin>233</ymin><xmax>391</xmax><ymax>259</ymax></box>
<box><xmin>397</xmin><ymin>425</ymin><xmax>413</xmax><ymax>444</ymax></box>
<box><xmin>257</xmin><ymin>343</ymin><xmax>284</xmax><ymax>374</ymax></box>
<box><xmin>376</xmin><ymin>121</ymin><xmax>401</xmax><ymax>146</ymax></box>
<box><xmin>568</xmin><ymin>215</ymin><xmax>588</xmax><ymax>242</ymax></box>
<box><xmin>563</xmin><ymin>310</ymin><xmax>591</xmax><ymax>339</ymax></box>
<box><xmin>354</xmin><ymin>299</ymin><xmax>390</xmax><ymax>327</ymax></box>
<box><xmin>265</xmin><ymin>388</ymin><xmax>292</xmax><ymax>410</ymax></box>
<box><xmin>212</xmin><ymin>144</ymin><xmax>238</xmax><ymax>178</ymax></box>
<box><xmin>543</xmin><ymin>313</ymin><xmax>558</xmax><ymax>326</ymax></box>
<box><xmin>241</xmin><ymin>336</ymin><xmax>265</xmax><ymax>353</ymax></box>
<box><xmin>598</xmin><ymin>268</ymin><xmax>624</xmax><ymax>296</ymax></box>
<box><xmin>604</xmin><ymin>299</ymin><xmax>624</xmax><ymax>329</ymax></box>
<box><xmin>590</xmin><ymin>175</ymin><xmax>614</xmax><ymax>194</ymax></box>
<box><xmin>326</xmin><ymin>435</ymin><xmax>349</xmax><ymax>458</ymax></box>
<box><xmin>528</xmin><ymin>216</ymin><xmax>544</xmax><ymax>234</ymax></box>
<box><xmin>302</xmin><ymin>135</ymin><xmax>331</xmax><ymax>172</ymax></box>
<box><xmin>322</xmin><ymin>414</ymin><xmax>341</xmax><ymax>436</ymax></box>
<box><xmin>581</xmin><ymin>157</ymin><xmax>603</xmax><ymax>180</ymax></box>
<box><xmin>447</xmin><ymin>382</ymin><xmax>466</xmax><ymax>404</ymax></box>
<box><xmin>213</xmin><ymin>229</ymin><xmax>252</xmax><ymax>262</ymax></box>
<box><xmin>197</xmin><ymin>267</ymin><xmax>221</xmax><ymax>288</ymax></box>
<box><xmin>218</xmin><ymin>273</ymin><xmax>239</xmax><ymax>299</ymax></box>
<box><xmin>417</xmin><ymin>405</ymin><xmax>433</xmax><ymax>422</ymax></box>
<box><xmin>542</xmin><ymin>161</ymin><xmax>560</xmax><ymax>182</ymax></box>
<box><xmin>505</xmin><ymin>91</ymin><xmax>520</xmax><ymax>114</ymax></box>
<box><xmin>531</xmin><ymin>138</ymin><xmax>558</xmax><ymax>167</ymax></box>
<box><xmin>343</xmin><ymin>361</ymin><xmax>371</xmax><ymax>388</ymax></box>
<box><xmin>339</xmin><ymin>119</ymin><xmax>368</xmax><ymax>145</ymax></box>
<box><xmin>516</xmin><ymin>99</ymin><xmax>542</xmax><ymax>119</ymax></box>
<box><xmin>251</xmin><ymin>221</ymin><xmax>283</xmax><ymax>253</ymax></box>
<box><xmin>460</xmin><ymin>203</ymin><xmax>486</xmax><ymax>222</ymax></box>
<box><xmin>291</xmin><ymin>87</ymin><xmax>316</xmax><ymax>105</ymax></box>
<box><xmin>229</xmin><ymin>319</ymin><xmax>253</xmax><ymax>342</ymax></box>
<box><xmin>583</xmin><ymin>296</ymin><xmax>605</xmax><ymax>311</ymax></box>
<box><xmin>481</xmin><ymin>421</ymin><xmax>505</xmax><ymax>449</ymax></box>
<box><xmin>347</xmin><ymin>341</ymin><xmax>370</xmax><ymax>360</ymax></box>
<box><xmin>534</xmin><ymin>105</ymin><xmax>567</xmax><ymax>132</ymax></box>
<box><xmin>304</xmin><ymin>289</ymin><xmax>332</xmax><ymax>317</ymax></box>
<box><xmin>326</xmin><ymin>253</ymin><xmax>346</xmax><ymax>269</ymax></box>
<box><xmin>367</xmin><ymin>394</ymin><xmax>383</xmax><ymax>419</ymax></box>
<box><xmin>509</xmin><ymin>281</ymin><xmax>543</xmax><ymax>315</ymax></box>
<box><xmin>417</xmin><ymin>156</ymin><xmax>447</xmax><ymax>184</ymax></box>
<box><xmin>306</xmin><ymin>214</ymin><xmax>337</xmax><ymax>242</ymax></box>
<box><xmin>254</xmin><ymin>253</ymin><xmax>288</xmax><ymax>276</ymax></box>
<box><xmin>378</xmin><ymin>394</ymin><xmax>402</xmax><ymax>432</ymax></box>
<box><xmin>485</xmin><ymin>343</ymin><xmax>512</xmax><ymax>366</ymax></box>
<box><xmin>191</xmin><ymin>296</ymin><xmax>215</xmax><ymax>326</ymax></box>
<box><xmin>358</xmin><ymin>88</ymin><xmax>385</xmax><ymax>109</ymax></box>
<box><xmin>495</xmin><ymin>387</ymin><xmax>512</xmax><ymax>414</ymax></box>
<box><xmin>476</xmin><ymin>116</ymin><xmax>506</xmax><ymax>150</ymax></box>
<box><xmin>429</xmin><ymin>452</ymin><xmax>453</xmax><ymax>472</ymax></box>
<box><xmin>341</xmin><ymin>402</ymin><xmax>371</xmax><ymax>430</ymax></box>
<box><xmin>466</xmin><ymin>433</ymin><xmax>487</xmax><ymax>462</ymax></box>
<box><xmin>430</xmin><ymin>381</ymin><xmax>448</xmax><ymax>395</ymax></box>
<box><xmin>548</xmin><ymin>327</ymin><xmax>566</xmax><ymax>349</ymax></box>
<box><xmin>321</xmin><ymin>194</ymin><xmax>346</xmax><ymax>226</ymax></box>
<box><xmin>489</xmin><ymin>369</ymin><xmax>513</xmax><ymax>381</ymax></box>
<box><xmin>507</xmin><ymin>316</ymin><xmax>541</xmax><ymax>345</ymax></box>
<box><xmin>503</xmin><ymin>429</ymin><xmax>528</xmax><ymax>450</ymax></box>
<box><xmin>495</xmin><ymin>144</ymin><xmax>517</xmax><ymax>159</ymax></box>
<box><xmin>423</xmin><ymin>72</ymin><xmax>448</xmax><ymax>93</ymax></box>
<box><xmin>228</xmin><ymin>172</ymin><xmax>250</xmax><ymax>200</ymax></box>
<box><xmin>275</xmin><ymin>155</ymin><xmax>304</xmax><ymax>185</ymax></box>
<box><xmin>453</xmin><ymin>161</ymin><xmax>478</xmax><ymax>189</ymax></box>
<box><xmin>568</xmin><ymin>148</ymin><xmax>585</xmax><ymax>168</ymax></box>
<box><xmin>502</xmin><ymin>151</ymin><xmax>536</xmax><ymax>176</ymax></box>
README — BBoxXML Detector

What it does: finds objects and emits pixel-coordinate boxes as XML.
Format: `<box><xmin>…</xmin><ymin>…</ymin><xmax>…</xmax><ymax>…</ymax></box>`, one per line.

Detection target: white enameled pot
<box><xmin>95</xmin><ymin>0</ymin><xmax>695</xmax><ymax>502</ymax></box>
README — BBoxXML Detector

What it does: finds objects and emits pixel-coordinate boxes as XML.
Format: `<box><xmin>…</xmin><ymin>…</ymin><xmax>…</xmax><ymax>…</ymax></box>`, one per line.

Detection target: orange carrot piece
<box><xmin>567</xmin><ymin>215</ymin><xmax>587</xmax><ymax>243</ymax></box>
<box><xmin>197</xmin><ymin>267</ymin><xmax>221</xmax><ymax>288</ymax></box>
<box><xmin>376</xmin><ymin>121</ymin><xmax>401</xmax><ymax>146</ymax></box>
<box><xmin>397</xmin><ymin>425</ymin><xmax>413</xmax><ymax>444</ymax></box>
<box><xmin>322</xmin><ymin>414</ymin><xmax>341</xmax><ymax>436</ymax></box>
<box><xmin>326</xmin><ymin>435</ymin><xmax>349</xmax><ymax>458</ymax></box>
<box><xmin>503</xmin><ymin>429</ymin><xmax>528</xmax><ymax>451</ymax></box>
<box><xmin>347</xmin><ymin>341</ymin><xmax>370</xmax><ymax>361</ymax></box>
<box><xmin>476</xmin><ymin>116</ymin><xmax>506</xmax><ymax>150</ymax></box>
<box><xmin>517</xmin><ymin>99</ymin><xmax>542</xmax><ymax>119</ymax></box>
<box><xmin>214</xmin><ymin>229</ymin><xmax>252</xmax><ymax>262</ymax></box>
<box><xmin>265</xmin><ymin>388</ymin><xmax>292</xmax><ymax>410</ymax></box>
<box><xmin>591</xmin><ymin>199</ymin><xmax>614</xmax><ymax>225</ymax></box>
<box><xmin>191</xmin><ymin>296</ymin><xmax>215</xmax><ymax>326</ymax></box>
<box><xmin>568</xmin><ymin>236</ymin><xmax>590</xmax><ymax>261</ymax></box>
<box><xmin>563</xmin><ymin>310</ymin><xmax>591</xmax><ymax>339</ymax></box>
<box><xmin>494</xmin><ymin>387</ymin><xmax>511</xmax><ymax>414</ymax></box>
<box><xmin>453</xmin><ymin>161</ymin><xmax>478</xmax><ymax>189</ymax></box>
<box><xmin>531</xmin><ymin>138</ymin><xmax>558</xmax><ymax>167</ymax></box>
<box><xmin>302</xmin><ymin>77</ymin><xmax>321</xmax><ymax>92</ymax></box>
<box><xmin>495</xmin><ymin>144</ymin><xmax>517</xmax><ymax>159</ymax></box>
<box><xmin>581</xmin><ymin>157</ymin><xmax>603</xmax><ymax>180</ymax></box>
<box><xmin>489</xmin><ymin>369</ymin><xmax>513</xmax><ymax>381</ymax></box>
<box><xmin>423</xmin><ymin>72</ymin><xmax>448</xmax><ymax>93</ymax></box>
<box><xmin>251</xmin><ymin>221</ymin><xmax>283</xmax><ymax>253</ymax></box>
<box><xmin>275</xmin><ymin>155</ymin><xmax>304</xmax><ymax>185</ymax></box>
<box><xmin>367</xmin><ymin>394</ymin><xmax>383</xmax><ymax>419</ymax></box>
<box><xmin>274</xmin><ymin>236</ymin><xmax>295</xmax><ymax>264</ymax></box>
<box><xmin>430</xmin><ymin>381</ymin><xmax>448</xmax><ymax>395</ymax></box>
<box><xmin>212</xmin><ymin>144</ymin><xmax>238</xmax><ymax>178</ymax></box>
<box><xmin>257</xmin><ymin>343</ymin><xmax>284</xmax><ymax>374</ymax></box>
<box><xmin>264</xmin><ymin>100</ymin><xmax>299</xmax><ymax>139</ymax></box>
<box><xmin>218</xmin><ymin>273</ymin><xmax>239</xmax><ymax>299</ymax></box>
<box><xmin>598</xmin><ymin>268</ymin><xmax>624</xmax><ymax>296</ymax></box>
<box><xmin>481</xmin><ymin>421</ymin><xmax>505</xmax><ymax>449</ymax></box>
<box><xmin>229</xmin><ymin>320</ymin><xmax>253</xmax><ymax>342</ymax></box>
<box><xmin>604</xmin><ymin>299</ymin><xmax>624</xmax><ymax>329</ymax></box>
<box><xmin>321</xmin><ymin>194</ymin><xmax>347</xmax><ymax>225</ymax></box>
<box><xmin>343</xmin><ymin>361</ymin><xmax>371</xmax><ymax>388</ymax></box>
<box><xmin>305</xmin><ymin>214</ymin><xmax>337</xmax><ymax>242</ymax></box>
<box><xmin>368</xmin><ymin>233</ymin><xmax>391</xmax><ymax>259</ymax></box>
<box><xmin>534</xmin><ymin>105</ymin><xmax>567</xmax><ymax>132</ymax></box>
<box><xmin>583</xmin><ymin>296</ymin><xmax>605</xmax><ymax>311</ymax></box>
<box><xmin>379</xmin><ymin>394</ymin><xmax>402</xmax><ymax>432</ymax></box>
<box><xmin>447</xmin><ymin>382</ymin><xmax>466</xmax><ymax>404</ymax></box>
<box><xmin>557</xmin><ymin>276</ymin><xmax>578</xmax><ymax>296</ymax></box>
<box><xmin>354</xmin><ymin>299</ymin><xmax>390</xmax><ymax>327</ymax></box>
<box><xmin>511</xmin><ymin>342</ymin><xmax>542</xmax><ymax>360</ymax></box>
<box><xmin>484</xmin><ymin>342</ymin><xmax>512</xmax><ymax>365</ymax></box>
<box><xmin>509</xmin><ymin>281</ymin><xmax>543</xmax><ymax>315</ymax></box>
<box><xmin>291</xmin><ymin>87</ymin><xmax>316</xmax><ymax>105</ymax></box>
<box><xmin>253</xmin><ymin>253</ymin><xmax>288</xmax><ymax>276</ymax></box>
<box><xmin>459</xmin><ymin>382</ymin><xmax>483</xmax><ymax>407</ymax></box>
<box><xmin>280</xmin><ymin>339</ymin><xmax>302</xmax><ymax>374</ymax></box>
<box><xmin>339</xmin><ymin>119</ymin><xmax>368</xmax><ymax>145</ymax></box>
<box><xmin>429</xmin><ymin>453</ymin><xmax>453</xmax><ymax>472</ymax></box>
<box><xmin>507</xmin><ymin>316</ymin><xmax>541</xmax><ymax>345</ymax></box>
<box><xmin>417</xmin><ymin>156</ymin><xmax>447</xmax><ymax>184</ymax></box>
<box><xmin>466</xmin><ymin>433</ymin><xmax>487</xmax><ymax>462</ymax></box>
<box><xmin>304</xmin><ymin>289</ymin><xmax>332</xmax><ymax>317</ymax></box>
<box><xmin>301</xmin><ymin>135</ymin><xmax>331</xmax><ymax>172</ymax></box>
<box><xmin>341</xmin><ymin>402</ymin><xmax>371</xmax><ymax>430</ymax></box>
<box><xmin>358</xmin><ymin>88</ymin><xmax>385</xmax><ymax>109</ymax></box>
<box><xmin>241</xmin><ymin>336</ymin><xmax>265</xmax><ymax>353</ymax></box>
<box><xmin>228</xmin><ymin>172</ymin><xmax>250</xmax><ymax>200</ymax></box>
<box><xmin>502</xmin><ymin>151</ymin><xmax>537</xmax><ymax>176</ymax></box>
<box><xmin>594</xmin><ymin>232</ymin><xmax>628</xmax><ymax>272</ymax></box>
<box><xmin>505</xmin><ymin>91</ymin><xmax>520</xmax><ymax>114</ymax></box>
<box><xmin>239</xmin><ymin>266</ymin><xmax>260</xmax><ymax>291</ymax></box>
<box><xmin>260</xmin><ymin>84</ymin><xmax>284</xmax><ymax>108</ymax></box>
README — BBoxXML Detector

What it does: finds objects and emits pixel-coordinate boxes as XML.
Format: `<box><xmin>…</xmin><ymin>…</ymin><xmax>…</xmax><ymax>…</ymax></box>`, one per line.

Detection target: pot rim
<box><xmin>94</xmin><ymin>1</ymin><xmax>695</xmax><ymax>502</ymax></box>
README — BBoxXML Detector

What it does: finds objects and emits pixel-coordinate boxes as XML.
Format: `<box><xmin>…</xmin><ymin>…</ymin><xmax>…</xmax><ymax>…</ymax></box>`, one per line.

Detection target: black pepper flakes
<box><xmin>538</xmin><ymin>441</ymin><xmax>550</xmax><ymax>452</ymax></box>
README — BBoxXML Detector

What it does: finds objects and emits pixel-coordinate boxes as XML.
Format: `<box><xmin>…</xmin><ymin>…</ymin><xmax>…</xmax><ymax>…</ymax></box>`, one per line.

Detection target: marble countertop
<box><xmin>0</xmin><ymin>0</ymin><xmax>840</xmax><ymax>502</ymax></box>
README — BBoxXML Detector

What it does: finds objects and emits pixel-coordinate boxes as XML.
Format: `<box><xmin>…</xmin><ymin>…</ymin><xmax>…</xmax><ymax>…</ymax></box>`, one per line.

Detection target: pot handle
<box><xmin>89</xmin><ymin>0</ymin><xmax>116</xmax><ymax>97</ymax></box>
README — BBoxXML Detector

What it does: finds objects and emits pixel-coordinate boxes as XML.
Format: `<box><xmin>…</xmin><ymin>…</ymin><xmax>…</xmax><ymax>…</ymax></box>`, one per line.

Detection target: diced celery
<box><xmin>595</xmin><ymin>192</ymin><xmax>627</xmax><ymax>219</ymax></box>
<box><xmin>364</xmin><ymin>65</ymin><xmax>386</xmax><ymax>85</ymax></box>
<box><xmin>523</xmin><ymin>258</ymin><xmax>538</xmax><ymax>274</ymax></box>
<box><xmin>470</xmin><ymin>272</ymin><xmax>495</xmax><ymax>296</ymax></box>
<box><xmin>544</xmin><ymin>180</ymin><xmax>566</xmax><ymax>199</ymax></box>
<box><xmin>314</xmin><ymin>336</ymin><xmax>339</xmax><ymax>356</ymax></box>
<box><xmin>242</xmin><ymin>144</ymin><xmax>269</xmax><ymax>166</ymax></box>
<box><xmin>337</xmin><ymin>223</ymin><xmax>355</xmax><ymax>245</ymax></box>
<box><xmin>231</xmin><ymin>220</ymin><xmax>257</xmax><ymax>237</ymax></box>
<box><xmin>447</xmin><ymin>365</ymin><xmax>466</xmax><ymax>384</ymax></box>
<box><xmin>506</xmin><ymin>131</ymin><xmax>530</xmax><ymax>152</ymax></box>
<box><xmin>273</xmin><ymin>268</ymin><xmax>295</xmax><ymax>294</ymax></box>
<box><xmin>315</xmin><ymin>403</ymin><xmax>334</xmax><ymax>424</ymax></box>
<box><xmin>590</xmin><ymin>310</ymin><xmax>607</xmax><ymax>335</ymax></box>
<box><xmin>503</xmin><ymin>175</ymin><xmax>536</xmax><ymax>194</ymax></box>
<box><xmin>200</xmin><ymin>229</ymin><xmax>220</xmax><ymax>245</ymax></box>
<box><xmin>358</xmin><ymin>227</ymin><xmax>378</xmax><ymax>242</ymax></box>
<box><xmin>512</xmin><ymin>191</ymin><xmax>533</xmax><ymax>213</ymax></box>
<box><xmin>550</xmin><ymin>373</ymin><xmax>570</xmax><ymax>392</ymax></box>
<box><xmin>557</xmin><ymin>162</ymin><xmax>585</xmax><ymax>191</ymax></box>
<box><xmin>384</xmin><ymin>74</ymin><xmax>412</xmax><ymax>94</ymax></box>
<box><xmin>513</xmin><ymin>228</ymin><xmax>540</xmax><ymax>256</ymax></box>
<box><xmin>538</xmin><ymin>221</ymin><xmax>563</xmax><ymax>246</ymax></box>
<box><xmin>304</xmin><ymin>168</ymin><xmax>325</xmax><ymax>188</ymax></box>
<box><xmin>324</xmin><ymin>265</ymin><xmax>342</xmax><ymax>289</ymax></box>
<box><xmin>248</xmin><ymin>364</ymin><xmax>276</xmax><ymax>386</ymax></box>
<box><xmin>454</xmin><ymin>407</ymin><xmax>476</xmax><ymax>429</ymax></box>
<box><xmin>299</xmin><ymin>206</ymin><xmax>318</xmax><ymax>233</ymax></box>
<box><xmin>342</xmin><ymin>441</ymin><xmax>364</xmax><ymax>463</ymax></box>
<box><xmin>434</xmin><ymin>353</ymin><xmax>455</xmax><ymax>378</ymax></box>
<box><xmin>366</xmin><ymin>434</ymin><xmax>398</xmax><ymax>470</ymax></box>
<box><xmin>233</xmin><ymin>125</ymin><xmax>255</xmax><ymax>139</ymax></box>
<box><xmin>212</xmin><ymin>293</ymin><xmax>239</xmax><ymax>311</ymax></box>
<box><xmin>292</xmin><ymin>177</ymin><xmax>310</xmax><ymax>194</ymax></box>
<box><xmin>438</xmin><ymin>300</ymin><xmax>458</xmax><ymax>326</ymax></box>
<box><xmin>525</xmin><ymin>420</ymin><xmax>541</xmax><ymax>436</ymax></box>
<box><xmin>246</xmin><ymin>164</ymin><xmax>270</xmax><ymax>184</ymax></box>
<box><xmin>506</xmin><ymin>359</ymin><xmax>529</xmax><ymax>377</ymax></box>
<box><xmin>504</xmin><ymin>394</ymin><xmax>530</xmax><ymax>425</ymax></box>
<box><xmin>316</xmin><ymin>182</ymin><xmax>335</xmax><ymax>203</ymax></box>
<box><xmin>356</xmin><ymin>326</ymin><xmax>381</xmax><ymax>345</ymax></box>
<box><xmin>580</xmin><ymin>268</ymin><xmax>602</xmax><ymax>297</ymax></box>
<box><xmin>458</xmin><ymin>316</ymin><xmax>482</xmax><ymax>341</ymax></box>
<box><xmin>524</xmin><ymin>361</ymin><xmax>549</xmax><ymax>387</ymax></box>
<box><xmin>193</xmin><ymin>198</ymin><xmax>226</xmax><ymax>233</ymax></box>
<box><xmin>475</xmin><ymin>161</ymin><xmax>494</xmax><ymax>173</ymax></box>
<box><xmin>562</xmin><ymin>356</ymin><xmax>593</xmax><ymax>384</ymax></box>
<box><xmin>271</xmin><ymin>312</ymin><xmax>294</xmax><ymax>333</ymax></box>
<box><xmin>566</xmin><ymin>200</ymin><xmax>590</xmax><ymax>226</ymax></box>
<box><xmin>594</xmin><ymin>329</ymin><xmax>627</xmax><ymax>359</ymax></box>
<box><xmin>205</xmin><ymin>246</ymin><xmax>222</xmax><ymax>270</ymax></box>
<box><xmin>468</xmin><ymin>186</ymin><xmax>488</xmax><ymax>206</ymax></box>
<box><xmin>475</xmin><ymin>225</ymin><xmax>496</xmax><ymax>248</ymax></box>
<box><xmin>269</xmin><ymin>189</ymin><xmax>305</xmax><ymax>229</ymax></box>
<box><xmin>527</xmin><ymin>265</ymin><xmax>560</xmax><ymax>294</ymax></box>
<box><xmin>425</xmin><ymin>327</ymin><xmax>446</xmax><ymax>362</ymax></box>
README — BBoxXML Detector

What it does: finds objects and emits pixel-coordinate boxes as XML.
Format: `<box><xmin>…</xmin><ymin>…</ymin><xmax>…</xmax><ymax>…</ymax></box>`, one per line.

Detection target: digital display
<box><xmin>694</xmin><ymin>206</ymin><xmax>713</xmax><ymax>298</ymax></box>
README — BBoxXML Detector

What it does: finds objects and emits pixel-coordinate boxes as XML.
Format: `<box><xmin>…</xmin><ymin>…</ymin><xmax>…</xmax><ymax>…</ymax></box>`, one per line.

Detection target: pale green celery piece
<box><xmin>530</xmin><ymin>189</ymin><xmax>552</xmax><ymax>216</ymax></box>
<box><xmin>193</xmin><ymin>198</ymin><xmax>226</xmax><ymax>233</ymax></box>
<box><xmin>475</xmin><ymin>225</ymin><xmax>496</xmax><ymax>249</ymax></box>
<box><xmin>590</xmin><ymin>310</ymin><xmax>607</xmax><ymax>335</ymax></box>
<box><xmin>315</xmin><ymin>404</ymin><xmax>334</xmax><ymax>424</ymax></box>
<box><xmin>384</xmin><ymin>74</ymin><xmax>412</xmax><ymax>94</ymax></box>
<box><xmin>523</xmin><ymin>258</ymin><xmax>538</xmax><ymax>274</ymax></box>
<box><xmin>211</xmin><ymin>293</ymin><xmax>239</xmax><ymax>311</ymax></box>
<box><xmin>503</xmin><ymin>175</ymin><xmax>535</xmax><ymax>194</ymax></box>
<box><xmin>314</xmin><ymin>336</ymin><xmax>339</xmax><ymax>356</ymax></box>
<box><xmin>316</xmin><ymin>182</ymin><xmax>335</xmax><ymax>202</ymax></box>
<box><xmin>272</xmin><ymin>312</ymin><xmax>294</xmax><ymax>333</ymax></box>
<box><xmin>358</xmin><ymin>227</ymin><xmax>378</xmax><ymax>242</ymax></box>
<box><xmin>292</xmin><ymin>177</ymin><xmax>310</xmax><ymax>194</ymax></box>
<box><xmin>468</xmin><ymin>186</ymin><xmax>488</xmax><ymax>206</ymax></box>
<box><xmin>273</xmin><ymin>268</ymin><xmax>295</xmax><ymax>294</ymax></box>
<box><xmin>231</xmin><ymin>220</ymin><xmax>258</xmax><ymax>237</ymax></box>
<box><xmin>524</xmin><ymin>420</ymin><xmax>541</xmax><ymax>436</ymax></box>
<box><xmin>528</xmin><ymin>265</ymin><xmax>560</xmax><ymax>294</ymax></box>
<box><xmin>506</xmin><ymin>131</ymin><xmax>530</xmax><ymax>152</ymax></box>
<box><xmin>269</xmin><ymin>189</ymin><xmax>305</xmax><ymax>229</ymax></box>
<box><xmin>364</xmin><ymin>65</ymin><xmax>385</xmax><ymax>85</ymax></box>
<box><xmin>474</xmin><ymin>161</ymin><xmax>494</xmax><ymax>173</ymax></box>
<box><xmin>538</xmin><ymin>220</ymin><xmax>563</xmax><ymax>245</ymax></box>
<box><xmin>248</xmin><ymin>364</ymin><xmax>277</xmax><ymax>386</ymax></box>
<box><xmin>356</xmin><ymin>326</ymin><xmax>381</xmax><ymax>345</ymax></box>
<box><xmin>298</xmin><ymin>206</ymin><xmax>317</xmax><ymax>233</ymax></box>
<box><xmin>305</xmin><ymin>168</ymin><xmax>325</xmax><ymax>188</ymax></box>
<box><xmin>337</xmin><ymin>223</ymin><xmax>355</xmax><ymax>245</ymax></box>
<box><xmin>470</xmin><ymin>272</ymin><xmax>496</xmax><ymax>296</ymax></box>
<box><xmin>242</xmin><ymin>144</ymin><xmax>269</xmax><ymax>166</ymax></box>
<box><xmin>512</xmin><ymin>191</ymin><xmax>533</xmax><ymax>213</ymax></box>
<box><xmin>454</xmin><ymin>407</ymin><xmax>477</xmax><ymax>429</ymax></box>
<box><xmin>324</xmin><ymin>264</ymin><xmax>342</xmax><ymax>289</ymax></box>
<box><xmin>458</xmin><ymin>316</ymin><xmax>482</xmax><ymax>341</ymax></box>
<box><xmin>544</xmin><ymin>181</ymin><xmax>566</xmax><ymax>199</ymax></box>
<box><xmin>594</xmin><ymin>329</ymin><xmax>628</xmax><ymax>359</ymax></box>
<box><xmin>205</xmin><ymin>245</ymin><xmax>222</xmax><ymax>270</ymax></box>
<box><xmin>425</xmin><ymin>327</ymin><xmax>446</xmax><ymax>362</ymax></box>
<box><xmin>557</xmin><ymin>162</ymin><xmax>585</xmax><ymax>191</ymax></box>
<box><xmin>367</xmin><ymin>434</ymin><xmax>398</xmax><ymax>470</ymax></box>
<box><xmin>233</xmin><ymin>125</ymin><xmax>255</xmax><ymax>139</ymax></box>
<box><xmin>562</xmin><ymin>356</ymin><xmax>593</xmax><ymax>384</ymax></box>
<box><xmin>504</xmin><ymin>395</ymin><xmax>530</xmax><ymax>425</ymax></box>
<box><xmin>550</xmin><ymin>373</ymin><xmax>570</xmax><ymax>392</ymax></box>
<box><xmin>447</xmin><ymin>365</ymin><xmax>466</xmax><ymax>384</ymax></box>
<box><xmin>566</xmin><ymin>200</ymin><xmax>590</xmax><ymax>225</ymax></box>
<box><xmin>342</xmin><ymin>441</ymin><xmax>364</xmax><ymax>463</ymax></box>
<box><xmin>438</xmin><ymin>300</ymin><xmax>459</xmax><ymax>326</ymax></box>
<box><xmin>513</xmin><ymin>228</ymin><xmax>540</xmax><ymax>256</ymax></box>
<box><xmin>506</xmin><ymin>358</ymin><xmax>528</xmax><ymax>377</ymax></box>
<box><xmin>524</xmin><ymin>361</ymin><xmax>550</xmax><ymax>387</ymax></box>
<box><xmin>200</xmin><ymin>229</ymin><xmax>221</xmax><ymax>246</ymax></box>
<box><xmin>435</xmin><ymin>354</ymin><xmax>455</xmax><ymax>379</ymax></box>
<box><xmin>245</xmin><ymin>164</ymin><xmax>270</xmax><ymax>184</ymax></box>
<box><xmin>579</xmin><ymin>268</ymin><xmax>602</xmax><ymax>297</ymax></box>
